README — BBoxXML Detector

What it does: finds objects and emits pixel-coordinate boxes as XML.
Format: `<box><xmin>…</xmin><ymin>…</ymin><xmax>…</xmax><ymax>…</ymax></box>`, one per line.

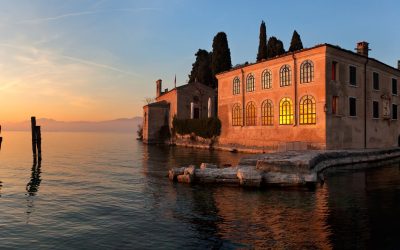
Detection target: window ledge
<box><xmin>349</xmin><ymin>84</ymin><xmax>358</xmax><ymax>87</ymax></box>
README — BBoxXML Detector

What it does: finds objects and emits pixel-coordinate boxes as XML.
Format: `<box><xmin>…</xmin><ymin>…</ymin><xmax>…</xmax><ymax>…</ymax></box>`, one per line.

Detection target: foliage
<box><xmin>188</xmin><ymin>49</ymin><xmax>213</xmax><ymax>87</ymax></box>
<box><xmin>172</xmin><ymin>117</ymin><xmax>221</xmax><ymax>139</ymax></box>
<box><xmin>211</xmin><ymin>32</ymin><xmax>232</xmax><ymax>88</ymax></box>
<box><xmin>267</xmin><ymin>36</ymin><xmax>286</xmax><ymax>58</ymax></box>
<box><xmin>256</xmin><ymin>20</ymin><xmax>268</xmax><ymax>62</ymax></box>
<box><xmin>289</xmin><ymin>30</ymin><xmax>303</xmax><ymax>52</ymax></box>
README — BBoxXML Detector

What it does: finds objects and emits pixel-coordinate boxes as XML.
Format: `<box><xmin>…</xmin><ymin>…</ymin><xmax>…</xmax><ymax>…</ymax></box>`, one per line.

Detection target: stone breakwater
<box><xmin>168</xmin><ymin>148</ymin><xmax>400</xmax><ymax>187</ymax></box>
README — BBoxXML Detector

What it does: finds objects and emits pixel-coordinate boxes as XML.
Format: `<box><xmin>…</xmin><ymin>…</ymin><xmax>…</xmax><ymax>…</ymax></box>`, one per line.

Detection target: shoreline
<box><xmin>168</xmin><ymin>147</ymin><xmax>400</xmax><ymax>187</ymax></box>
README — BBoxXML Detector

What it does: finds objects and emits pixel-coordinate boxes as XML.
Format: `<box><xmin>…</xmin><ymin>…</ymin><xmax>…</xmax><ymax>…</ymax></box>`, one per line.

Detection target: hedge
<box><xmin>172</xmin><ymin>117</ymin><xmax>221</xmax><ymax>138</ymax></box>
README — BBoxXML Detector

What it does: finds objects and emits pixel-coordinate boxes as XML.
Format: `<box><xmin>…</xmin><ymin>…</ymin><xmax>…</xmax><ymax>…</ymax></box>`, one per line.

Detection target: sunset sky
<box><xmin>0</xmin><ymin>0</ymin><xmax>399</xmax><ymax>122</ymax></box>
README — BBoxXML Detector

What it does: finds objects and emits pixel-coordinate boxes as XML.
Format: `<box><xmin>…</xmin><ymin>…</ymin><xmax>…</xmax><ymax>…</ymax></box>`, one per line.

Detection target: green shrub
<box><xmin>172</xmin><ymin>117</ymin><xmax>221</xmax><ymax>138</ymax></box>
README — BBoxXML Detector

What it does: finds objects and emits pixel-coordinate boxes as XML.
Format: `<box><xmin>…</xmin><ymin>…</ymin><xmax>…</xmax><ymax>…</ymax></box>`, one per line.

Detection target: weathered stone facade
<box><xmin>143</xmin><ymin>80</ymin><xmax>216</xmax><ymax>144</ymax></box>
<box><xmin>216</xmin><ymin>43</ymin><xmax>400</xmax><ymax>150</ymax></box>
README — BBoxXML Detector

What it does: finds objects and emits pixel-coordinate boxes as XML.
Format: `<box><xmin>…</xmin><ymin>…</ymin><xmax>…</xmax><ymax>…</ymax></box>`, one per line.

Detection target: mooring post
<box><xmin>36</xmin><ymin>126</ymin><xmax>42</xmax><ymax>160</ymax></box>
<box><xmin>31</xmin><ymin>117</ymin><xmax>37</xmax><ymax>158</ymax></box>
<box><xmin>0</xmin><ymin>125</ymin><xmax>2</xmax><ymax>150</ymax></box>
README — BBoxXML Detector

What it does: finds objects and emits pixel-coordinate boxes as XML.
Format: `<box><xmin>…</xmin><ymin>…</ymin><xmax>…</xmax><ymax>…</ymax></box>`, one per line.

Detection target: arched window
<box><xmin>246</xmin><ymin>74</ymin><xmax>255</xmax><ymax>92</ymax></box>
<box><xmin>261</xmin><ymin>99</ymin><xmax>273</xmax><ymax>125</ymax></box>
<box><xmin>300</xmin><ymin>60</ymin><xmax>314</xmax><ymax>83</ymax></box>
<box><xmin>280</xmin><ymin>65</ymin><xmax>291</xmax><ymax>87</ymax></box>
<box><xmin>233</xmin><ymin>77</ymin><xmax>240</xmax><ymax>95</ymax></box>
<box><xmin>279</xmin><ymin>97</ymin><xmax>293</xmax><ymax>125</ymax></box>
<box><xmin>262</xmin><ymin>69</ymin><xmax>272</xmax><ymax>89</ymax></box>
<box><xmin>299</xmin><ymin>95</ymin><xmax>316</xmax><ymax>124</ymax></box>
<box><xmin>232</xmin><ymin>103</ymin><xmax>242</xmax><ymax>126</ymax></box>
<box><xmin>246</xmin><ymin>101</ymin><xmax>256</xmax><ymax>126</ymax></box>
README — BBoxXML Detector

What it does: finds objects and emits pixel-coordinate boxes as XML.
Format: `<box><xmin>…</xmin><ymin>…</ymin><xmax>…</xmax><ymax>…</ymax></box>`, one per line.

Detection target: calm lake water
<box><xmin>0</xmin><ymin>131</ymin><xmax>399</xmax><ymax>249</ymax></box>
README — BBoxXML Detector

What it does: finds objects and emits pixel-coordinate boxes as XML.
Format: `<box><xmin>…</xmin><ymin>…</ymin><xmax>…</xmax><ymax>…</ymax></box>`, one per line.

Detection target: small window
<box><xmin>246</xmin><ymin>74</ymin><xmax>255</xmax><ymax>92</ymax></box>
<box><xmin>332</xmin><ymin>96</ymin><xmax>339</xmax><ymax>115</ymax></box>
<box><xmin>299</xmin><ymin>95</ymin><xmax>316</xmax><ymax>124</ymax></box>
<box><xmin>392</xmin><ymin>78</ymin><xmax>398</xmax><ymax>95</ymax></box>
<box><xmin>349</xmin><ymin>97</ymin><xmax>357</xmax><ymax>117</ymax></box>
<box><xmin>246</xmin><ymin>101</ymin><xmax>256</xmax><ymax>126</ymax></box>
<box><xmin>279</xmin><ymin>97</ymin><xmax>294</xmax><ymax>125</ymax></box>
<box><xmin>373</xmin><ymin>72</ymin><xmax>379</xmax><ymax>90</ymax></box>
<box><xmin>300</xmin><ymin>60</ymin><xmax>314</xmax><ymax>83</ymax></box>
<box><xmin>261</xmin><ymin>99</ymin><xmax>273</xmax><ymax>125</ymax></box>
<box><xmin>261</xmin><ymin>70</ymin><xmax>272</xmax><ymax>89</ymax></box>
<box><xmin>232</xmin><ymin>104</ymin><xmax>242</xmax><ymax>126</ymax></box>
<box><xmin>233</xmin><ymin>77</ymin><xmax>240</xmax><ymax>95</ymax></box>
<box><xmin>280</xmin><ymin>65</ymin><xmax>291</xmax><ymax>87</ymax></box>
<box><xmin>392</xmin><ymin>104</ymin><xmax>398</xmax><ymax>120</ymax></box>
<box><xmin>332</xmin><ymin>61</ymin><xmax>337</xmax><ymax>81</ymax></box>
<box><xmin>373</xmin><ymin>101</ymin><xmax>379</xmax><ymax>119</ymax></box>
<box><xmin>349</xmin><ymin>66</ymin><xmax>357</xmax><ymax>86</ymax></box>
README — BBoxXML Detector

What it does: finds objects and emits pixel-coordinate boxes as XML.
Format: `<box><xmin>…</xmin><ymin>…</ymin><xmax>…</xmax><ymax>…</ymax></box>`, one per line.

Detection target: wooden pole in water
<box><xmin>31</xmin><ymin>117</ymin><xmax>37</xmax><ymax>158</ymax></box>
<box><xmin>0</xmin><ymin>125</ymin><xmax>2</xmax><ymax>150</ymax></box>
<box><xmin>36</xmin><ymin>126</ymin><xmax>41</xmax><ymax>160</ymax></box>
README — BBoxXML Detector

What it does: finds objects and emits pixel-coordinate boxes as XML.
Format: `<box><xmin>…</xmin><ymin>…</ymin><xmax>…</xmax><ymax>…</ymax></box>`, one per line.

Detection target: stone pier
<box><xmin>168</xmin><ymin>148</ymin><xmax>400</xmax><ymax>187</ymax></box>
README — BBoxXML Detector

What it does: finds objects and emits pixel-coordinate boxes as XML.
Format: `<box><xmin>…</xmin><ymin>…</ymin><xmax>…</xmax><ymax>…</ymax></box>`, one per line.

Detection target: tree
<box><xmin>188</xmin><ymin>49</ymin><xmax>213</xmax><ymax>87</ymax></box>
<box><xmin>289</xmin><ymin>30</ymin><xmax>303</xmax><ymax>52</ymax></box>
<box><xmin>276</xmin><ymin>39</ymin><xmax>285</xmax><ymax>56</ymax></box>
<box><xmin>256</xmin><ymin>20</ymin><xmax>268</xmax><ymax>62</ymax></box>
<box><xmin>267</xmin><ymin>36</ymin><xmax>286</xmax><ymax>58</ymax></box>
<box><xmin>211</xmin><ymin>32</ymin><xmax>232</xmax><ymax>88</ymax></box>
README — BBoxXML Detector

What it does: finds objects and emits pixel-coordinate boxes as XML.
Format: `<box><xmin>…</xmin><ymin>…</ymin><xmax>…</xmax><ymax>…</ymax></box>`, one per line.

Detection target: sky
<box><xmin>0</xmin><ymin>0</ymin><xmax>399</xmax><ymax>122</ymax></box>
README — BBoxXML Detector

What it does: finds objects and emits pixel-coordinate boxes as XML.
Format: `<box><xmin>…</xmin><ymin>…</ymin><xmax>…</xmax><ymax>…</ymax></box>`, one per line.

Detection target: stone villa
<box><xmin>216</xmin><ymin>42</ymin><xmax>400</xmax><ymax>150</ymax></box>
<box><xmin>142</xmin><ymin>80</ymin><xmax>216</xmax><ymax>143</ymax></box>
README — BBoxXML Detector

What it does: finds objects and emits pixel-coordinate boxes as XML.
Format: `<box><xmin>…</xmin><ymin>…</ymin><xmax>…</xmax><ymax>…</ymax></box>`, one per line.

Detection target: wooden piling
<box><xmin>31</xmin><ymin>117</ymin><xmax>37</xmax><ymax>158</ymax></box>
<box><xmin>36</xmin><ymin>126</ymin><xmax>41</xmax><ymax>160</ymax></box>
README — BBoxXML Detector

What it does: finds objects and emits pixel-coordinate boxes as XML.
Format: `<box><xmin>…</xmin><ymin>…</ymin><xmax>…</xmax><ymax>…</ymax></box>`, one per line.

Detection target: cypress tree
<box><xmin>256</xmin><ymin>20</ymin><xmax>268</xmax><ymax>62</ymax></box>
<box><xmin>211</xmin><ymin>32</ymin><xmax>232</xmax><ymax>88</ymax></box>
<box><xmin>267</xmin><ymin>36</ymin><xmax>286</xmax><ymax>58</ymax></box>
<box><xmin>188</xmin><ymin>49</ymin><xmax>213</xmax><ymax>87</ymax></box>
<box><xmin>289</xmin><ymin>30</ymin><xmax>303</xmax><ymax>52</ymax></box>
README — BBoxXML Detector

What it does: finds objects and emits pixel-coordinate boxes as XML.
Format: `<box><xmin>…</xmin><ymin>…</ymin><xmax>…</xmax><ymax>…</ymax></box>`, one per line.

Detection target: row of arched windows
<box><xmin>232</xmin><ymin>95</ymin><xmax>317</xmax><ymax>126</ymax></box>
<box><xmin>232</xmin><ymin>60</ymin><xmax>314</xmax><ymax>95</ymax></box>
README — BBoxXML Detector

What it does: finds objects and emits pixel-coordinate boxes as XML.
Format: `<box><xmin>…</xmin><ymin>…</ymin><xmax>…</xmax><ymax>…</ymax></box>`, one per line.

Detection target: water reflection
<box><xmin>26</xmin><ymin>158</ymin><xmax>42</xmax><ymax>196</ymax></box>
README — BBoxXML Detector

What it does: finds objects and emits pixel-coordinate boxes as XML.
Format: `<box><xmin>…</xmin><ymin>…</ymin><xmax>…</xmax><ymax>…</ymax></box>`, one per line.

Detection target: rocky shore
<box><xmin>168</xmin><ymin>148</ymin><xmax>400</xmax><ymax>187</ymax></box>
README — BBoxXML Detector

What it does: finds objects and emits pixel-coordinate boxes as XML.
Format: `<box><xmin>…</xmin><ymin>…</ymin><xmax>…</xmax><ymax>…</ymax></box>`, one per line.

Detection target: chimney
<box><xmin>156</xmin><ymin>79</ymin><xmax>162</xmax><ymax>98</ymax></box>
<box><xmin>398</xmin><ymin>60</ymin><xmax>400</xmax><ymax>70</ymax></box>
<box><xmin>356</xmin><ymin>41</ymin><xmax>370</xmax><ymax>57</ymax></box>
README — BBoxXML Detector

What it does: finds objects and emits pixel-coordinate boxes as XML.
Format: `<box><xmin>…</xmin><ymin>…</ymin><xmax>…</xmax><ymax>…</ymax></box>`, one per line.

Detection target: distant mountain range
<box><xmin>1</xmin><ymin>117</ymin><xmax>143</xmax><ymax>133</ymax></box>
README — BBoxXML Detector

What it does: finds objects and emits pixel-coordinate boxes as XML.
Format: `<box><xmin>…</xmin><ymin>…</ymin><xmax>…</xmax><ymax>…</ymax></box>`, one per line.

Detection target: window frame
<box><xmin>372</xmin><ymin>72</ymin><xmax>380</xmax><ymax>91</ymax></box>
<box><xmin>299</xmin><ymin>95</ymin><xmax>317</xmax><ymax>125</ymax></box>
<box><xmin>372</xmin><ymin>100</ymin><xmax>379</xmax><ymax>119</ymax></box>
<box><xmin>349</xmin><ymin>65</ymin><xmax>357</xmax><ymax>86</ymax></box>
<box><xmin>279</xmin><ymin>97</ymin><xmax>294</xmax><ymax>125</ymax></box>
<box><xmin>245</xmin><ymin>101</ymin><xmax>257</xmax><ymax>126</ymax></box>
<box><xmin>331</xmin><ymin>61</ymin><xmax>338</xmax><ymax>81</ymax></box>
<box><xmin>392</xmin><ymin>103</ymin><xmax>398</xmax><ymax>120</ymax></box>
<box><xmin>233</xmin><ymin>77</ymin><xmax>240</xmax><ymax>95</ymax></box>
<box><xmin>300</xmin><ymin>60</ymin><xmax>314</xmax><ymax>84</ymax></box>
<box><xmin>349</xmin><ymin>97</ymin><xmax>357</xmax><ymax>117</ymax></box>
<box><xmin>392</xmin><ymin>78</ymin><xmax>398</xmax><ymax>96</ymax></box>
<box><xmin>279</xmin><ymin>65</ymin><xmax>291</xmax><ymax>87</ymax></box>
<box><xmin>232</xmin><ymin>103</ymin><xmax>242</xmax><ymax>126</ymax></box>
<box><xmin>261</xmin><ymin>69</ymin><xmax>272</xmax><ymax>89</ymax></box>
<box><xmin>246</xmin><ymin>74</ymin><xmax>255</xmax><ymax>92</ymax></box>
<box><xmin>261</xmin><ymin>99</ymin><xmax>274</xmax><ymax>126</ymax></box>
